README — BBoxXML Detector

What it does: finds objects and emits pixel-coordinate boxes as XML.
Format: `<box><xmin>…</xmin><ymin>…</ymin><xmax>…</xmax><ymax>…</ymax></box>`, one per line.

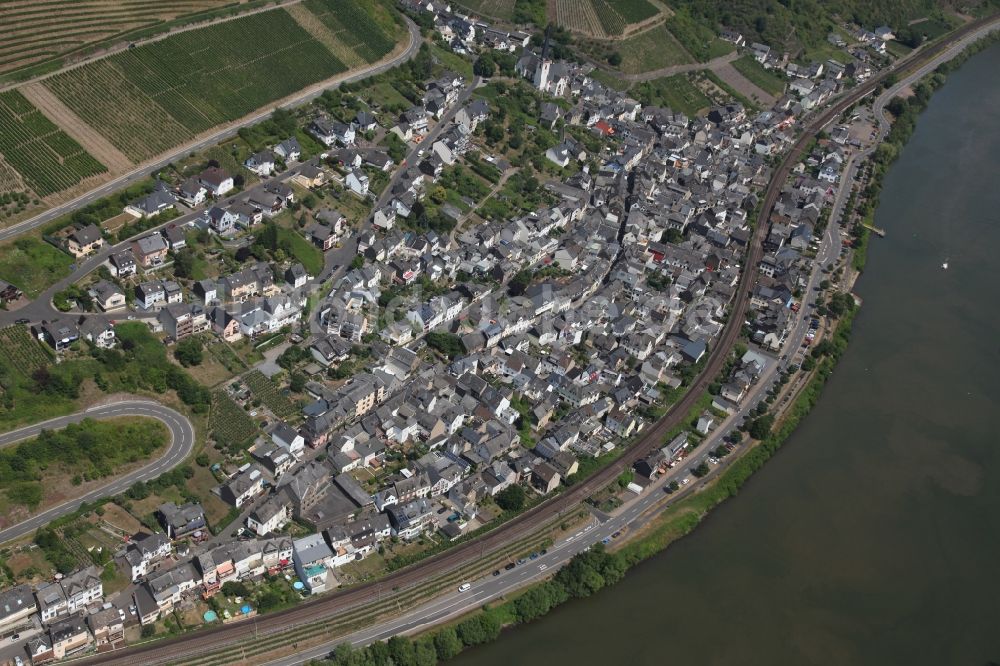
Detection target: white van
<box><xmin>458</xmin><ymin>583</ymin><xmax>471</xmax><ymax>592</ymax></box>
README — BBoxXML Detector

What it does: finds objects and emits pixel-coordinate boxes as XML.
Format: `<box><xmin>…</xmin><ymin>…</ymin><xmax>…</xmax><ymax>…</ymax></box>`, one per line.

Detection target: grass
<box><xmin>428</xmin><ymin>43</ymin><xmax>475</xmax><ymax>80</ymax></box>
<box><xmin>613</xmin><ymin>24</ymin><xmax>694</xmax><ymax>75</ymax></box>
<box><xmin>209</xmin><ymin>390</ymin><xmax>258</xmax><ymax>454</ymax></box>
<box><xmin>802</xmin><ymin>40</ymin><xmax>852</xmax><ymax>65</ymax></box>
<box><xmin>275</xmin><ymin>227</ymin><xmax>324</xmax><ymax>275</ymax></box>
<box><xmin>665</xmin><ymin>10</ymin><xmax>734</xmax><ymax>62</ymax></box>
<box><xmin>0</xmin><ymin>237</ymin><xmax>73</xmax><ymax>297</ymax></box>
<box><xmin>731</xmin><ymin>54</ymin><xmax>787</xmax><ymax>96</ymax></box>
<box><xmin>589</xmin><ymin>69</ymin><xmax>632</xmax><ymax>91</ymax></box>
<box><xmin>633</xmin><ymin>73</ymin><xmax>712</xmax><ymax>116</ymax></box>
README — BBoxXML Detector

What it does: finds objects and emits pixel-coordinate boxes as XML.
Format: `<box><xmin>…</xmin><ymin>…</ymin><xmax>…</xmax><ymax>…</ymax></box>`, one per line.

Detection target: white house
<box><xmin>245</xmin><ymin>150</ymin><xmax>276</xmax><ymax>177</ymax></box>
<box><xmin>346</xmin><ymin>170</ymin><xmax>369</xmax><ymax>197</ymax></box>
<box><xmin>199</xmin><ymin>167</ymin><xmax>234</xmax><ymax>197</ymax></box>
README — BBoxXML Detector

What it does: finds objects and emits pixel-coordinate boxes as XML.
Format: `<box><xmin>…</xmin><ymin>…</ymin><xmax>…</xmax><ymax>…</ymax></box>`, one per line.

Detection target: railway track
<box><xmin>76</xmin><ymin>13</ymin><xmax>1000</xmax><ymax>665</ymax></box>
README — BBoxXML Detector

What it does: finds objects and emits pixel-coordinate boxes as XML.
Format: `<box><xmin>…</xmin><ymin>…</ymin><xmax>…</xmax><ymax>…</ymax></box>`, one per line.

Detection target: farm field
<box><xmin>243</xmin><ymin>370</ymin><xmax>297</xmax><ymax>420</ymax></box>
<box><xmin>209</xmin><ymin>389</ymin><xmax>257</xmax><ymax>453</ymax></box>
<box><xmin>32</xmin><ymin>0</ymin><xmax>402</xmax><ymax>168</ymax></box>
<box><xmin>731</xmin><ymin>54</ymin><xmax>787</xmax><ymax>96</ymax></box>
<box><xmin>633</xmin><ymin>73</ymin><xmax>712</xmax><ymax>116</ymax></box>
<box><xmin>552</xmin><ymin>0</ymin><xmax>660</xmax><ymax>37</ymax></box>
<box><xmin>0</xmin><ymin>90</ymin><xmax>106</xmax><ymax>197</ymax></box>
<box><xmin>452</xmin><ymin>0</ymin><xmax>516</xmax><ymax>20</ymax></box>
<box><xmin>0</xmin><ymin>325</ymin><xmax>52</xmax><ymax>378</ymax></box>
<box><xmin>0</xmin><ymin>0</ymin><xmax>223</xmax><ymax>78</ymax></box>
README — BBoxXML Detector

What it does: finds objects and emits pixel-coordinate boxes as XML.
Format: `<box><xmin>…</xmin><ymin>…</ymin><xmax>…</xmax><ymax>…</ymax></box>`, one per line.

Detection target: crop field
<box><xmin>553</xmin><ymin>0</ymin><xmax>604</xmax><ymax>35</ymax></box>
<box><xmin>302</xmin><ymin>0</ymin><xmax>399</xmax><ymax>63</ymax></box>
<box><xmin>553</xmin><ymin>0</ymin><xmax>658</xmax><ymax>37</ymax></box>
<box><xmin>43</xmin><ymin>9</ymin><xmax>353</xmax><ymax>162</ymax></box>
<box><xmin>0</xmin><ymin>90</ymin><xmax>106</xmax><ymax>196</ymax></box>
<box><xmin>0</xmin><ymin>0</ymin><xmax>222</xmax><ymax>77</ymax></box>
<box><xmin>633</xmin><ymin>73</ymin><xmax>712</xmax><ymax>116</ymax></box>
<box><xmin>0</xmin><ymin>325</ymin><xmax>52</xmax><ymax>377</ymax></box>
<box><xmin>453</xmin><ymin>0</ymin><xmax>515</xmax><ymax>18</ymax></box>
<box><xmin>209</xmin><ymin>389</ymin><xmax>257</xmax><ymax>452</ymax></box>
<box><xmin>244</xmin><ymin>369</ymin><xmax>297</xmax><ymax>419</ymax></box>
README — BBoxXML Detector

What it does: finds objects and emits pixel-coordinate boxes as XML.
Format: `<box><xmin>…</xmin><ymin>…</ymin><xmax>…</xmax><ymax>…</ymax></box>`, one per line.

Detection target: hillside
<box><xmin>0</xmin><ymin>0</ymin><xmax>405</xmax><ymax>220</ymax></box>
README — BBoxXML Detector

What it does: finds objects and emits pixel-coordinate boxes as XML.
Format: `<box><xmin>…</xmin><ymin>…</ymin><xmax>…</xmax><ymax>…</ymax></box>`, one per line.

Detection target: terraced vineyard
<box><xmin>244</xmin><ymin>369</ymin><xmax>297</xmax><ymax>419</ymax></box>
<box><xmin>0</xmin><ymin>90</ymin><xmax>106</xmax><ymax>196</ymax></box>
<box><xmin>209</xmin><ymin>389</ymin><xmax>257</xmax><ymax>452</ymax></box>
<box><xmin>0</xmin><ymin>324</ymin><xmax>52</xmax><ymax>377</ymax></box>
<box><xmin>0</xmin><ymin>0</ymin><xmax>221</xmax><ymax>77</ymax></box>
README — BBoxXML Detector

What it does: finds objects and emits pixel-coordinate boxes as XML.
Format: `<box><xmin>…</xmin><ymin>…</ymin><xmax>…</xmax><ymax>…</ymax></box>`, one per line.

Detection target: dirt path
<box><xmin>20</xmin><ymin>81</ymin><xmax>133</xmax><ymax>172</ymax></box>
<box><xmin>710</xmin><ymin>61</ymin><xmax>777</xmax><ymax>107</ymax></box>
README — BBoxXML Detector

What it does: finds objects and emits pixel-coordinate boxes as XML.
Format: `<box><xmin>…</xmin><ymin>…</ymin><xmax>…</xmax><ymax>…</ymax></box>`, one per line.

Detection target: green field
<box><xmin>302</xmin><ymin>0</ymin><xmax>400</xmax><ymax>62</ymax></box>
<box><xmin>0</xmin><ymin>237</ymin><xmax>73</xmax><ymax>297</ymax></box>
<box><xmin>0</xmin><ymin>325</ymin><xmax>52</xmax><ymax>377</ymax></box>
<box><xmin>244</xmin><ymin>370</ymin><xmax>297</xmax><ymax>419</ymax></box>
<box><xmin>633</xmin><ymin>74</ymin><xmax>712</xmax><ymax>116</ymax></box>
<box><xmin>209</xmin><ymin>389</ymin><xmax>258</xmax><ymax>453</ymax></box>
<box><xmin>0</xmin><ymin>90</ymin><xmax>106</xmax><ymax>196</ymax></box>
<box><xmin>276</xmin><ymin>227</ymin><xmax>324</xmax><ymax>276</ymax></box>
<box><xmin>731</xmin><ymin>54</ymin><xmax>787</xmax><ymax>96</ymax></box>
<box><xmin>665</xmin><ymin>10</ymin><xmax>735</xmax><ymax>62</ymax></box>
<box><xmin>42</xmin><ymin>3</ymin><xmax>401</xmax><ymax>164</ymax></box>
<box><xmin>616</xmin><ymin>24</ymin><xmax>694</xmax><ymax>74</ymax></box>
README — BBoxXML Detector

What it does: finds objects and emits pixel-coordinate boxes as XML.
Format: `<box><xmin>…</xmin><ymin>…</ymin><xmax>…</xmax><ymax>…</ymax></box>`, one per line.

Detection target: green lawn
<box><xmin>731</xmin><ymin>54</ymin><xmax>787</xmax><ymax>96</ymax></box>
<box><xmin>275</xmin><ymin>227</ymin><xmax>324</xmax><ymax>275</ymax></box>
<box><xmin>632</xmin><ymin>74</ymin><xmax>712</xmax><ymax>116</ymax></box>
<box><xmin>429</xmin><ymin>43</ymin><xmax>474</xmax><ymax>80</ymax></box>
<box><xmin>0</xmin><ymin>237</ymin><xmax>73</xmax><ymax>297</ymax></box>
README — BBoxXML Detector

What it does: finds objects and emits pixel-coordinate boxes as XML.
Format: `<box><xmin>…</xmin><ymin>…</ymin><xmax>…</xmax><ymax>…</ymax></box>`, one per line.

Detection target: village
<box><xmin>0</xmin><ymin>2</ymin><xmax>903</xmax><ymax>662</ymax></box>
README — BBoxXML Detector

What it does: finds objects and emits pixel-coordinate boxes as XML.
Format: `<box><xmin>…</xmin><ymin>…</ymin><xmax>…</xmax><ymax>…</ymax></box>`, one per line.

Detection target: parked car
<box><xmin>458</xmin><ymin>583</ymin><xmax>471</xmax><ymax>592</ymax></box>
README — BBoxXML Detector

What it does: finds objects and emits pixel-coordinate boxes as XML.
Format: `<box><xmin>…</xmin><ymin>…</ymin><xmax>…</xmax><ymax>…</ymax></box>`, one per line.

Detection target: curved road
<box><xmin>0</xmin><ymin>16</ymin><xmax>422</xmax><ymax>244</ymax></box>
<box><xmin>0</xmin><ymin>400</ymin><xmax>195</xmax><ymax>544</ymax></box>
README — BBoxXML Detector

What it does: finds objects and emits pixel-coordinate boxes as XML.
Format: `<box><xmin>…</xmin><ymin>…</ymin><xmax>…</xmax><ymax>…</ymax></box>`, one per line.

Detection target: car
<box><xmin>612</xmin><ymin>531</ymin><xmax>621</xmax><ymax>539</ymax></box>
<box><xmin>129</xmin><ymin>606</ymin><xmax>137</xmax><ymax>616</ymax></box>
<box><xmin>14</xmin><ymin>318</ymin><xmax>29</xmax><ymax>325</ymax></box>
<box><xmin>540</xmin><ymin>549</ymin><xmax>547</xmax><ymax>555</ymax></box>
<box><xmin>538</xmin><ymin>564</ymin><xmax>547</xmax><ymax>571</ymax></box>
<box><xmin>458</xmin><ymin>583</ymin><xmax>471</xmax><ymax>592</ymax></box>
<box><xmin>493</xmin><ymin>570</ymin><xmax>500</xmax><ymax>577</ymax></box>
<box><xmin>118</xmin><ymin>608</ymin><xmax>126</xmax><ymax>620</ymax></box>
<box><xmin>15</xmin><ymin>656</ymin><xmax>25</xmax><ymax>666</ymax></box>
<box><xmin>10</xmin><ymin>633</ymin><xmax>20</xmax><ymax>641</ymax></box>
<box><xmin>601</xmin><ymin>537</ymin><xmax>611</xmax><ymax>545</ymax></box>
<box><xmin>516</xmin><ymin>558</ymin><xmax>527</xmax><ymax>565</ymax></box>
<box><xmin>505</xmin><ymin>563</ymin><xmax>516</xmax><ymax>571</ymax></box>
<box><xmin>664</xmin><ymin>485</ymin><xmax>675</xmax><ymax>494</ymax></box>
<box><xmin>529</xmin><ymin>552</ymin><xmax>539</xmax><ymax>560</ymax></box>
<box><xmin>682</xmin><ymin>477</ymin><xmax>690</xmax><ymax>485</ymax></box>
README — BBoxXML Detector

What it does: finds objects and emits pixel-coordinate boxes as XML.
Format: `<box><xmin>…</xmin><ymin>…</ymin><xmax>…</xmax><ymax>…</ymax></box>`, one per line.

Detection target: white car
<box><xmin>458</xmin><ymin>583</ymin><xmax>471</xmax><ymax>592</ymax></box>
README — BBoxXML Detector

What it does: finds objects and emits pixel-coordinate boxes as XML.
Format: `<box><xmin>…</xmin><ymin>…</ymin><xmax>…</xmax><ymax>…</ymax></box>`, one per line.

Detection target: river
<box><xmin>451</xmin><ymin>43</ymin><xmax>1000</xmax><ymax>666</ymax></box>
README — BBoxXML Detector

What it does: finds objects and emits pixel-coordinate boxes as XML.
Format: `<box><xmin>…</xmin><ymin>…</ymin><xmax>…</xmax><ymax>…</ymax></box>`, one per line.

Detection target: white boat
<box><xmin>941</xmin><ymin>261</ymin><xmax>949</xmax><ymax>270</ymax></box>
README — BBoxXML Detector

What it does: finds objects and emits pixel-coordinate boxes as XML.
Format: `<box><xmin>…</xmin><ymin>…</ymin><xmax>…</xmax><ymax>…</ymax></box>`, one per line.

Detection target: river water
<box><xmin>452</xmin><ymin>43</ymin><xmax>1000</xmax><ymax>666</ymax></box>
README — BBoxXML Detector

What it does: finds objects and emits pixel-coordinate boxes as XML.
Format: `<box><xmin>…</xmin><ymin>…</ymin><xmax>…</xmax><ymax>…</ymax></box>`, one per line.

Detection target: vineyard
<box><xmin>0</xmin><ymin>0</ymin><xmax>222</xmax><ymax>77</ymax></box>
<box><xmin>244</xmin><ymin>369</ymin><xmax>297</xmax><ymax>419</ymax></box>
<box><xmin>453</xmin><ymin>0</ymin><xmax>516</xmax><ymax>19</ymax></box>
<box><xmin>209</xmin><ymin>389</ymin><xmax>257</xmax><ymax>453</ymax></box>
<box><xmin>0</xmin><ymin>90</ymin><xmax>106</xmax><ymax>196</ymax></box>
<box><xmin>302</xmin><ymin>0</ymin><xmax>399</xmax><ymax>63</ymax></box>
<box><xmin>0</xmin><ymin>325</ymin><xmax>52</xmax><ymax>377</ymax></box>
<box><xmin>43</xmin><ymin>10</ymin><xmax>350</xmax><ymax>162</ymax></box>
<box><xmin>615</xmin><ymin>24</ymin><xmax>694</xmax><ymax>74</ymax></box>
<box><xmin>552</xmin><ymin>0</ymin><xmax>659</xmax><ymax>37</ymax></box>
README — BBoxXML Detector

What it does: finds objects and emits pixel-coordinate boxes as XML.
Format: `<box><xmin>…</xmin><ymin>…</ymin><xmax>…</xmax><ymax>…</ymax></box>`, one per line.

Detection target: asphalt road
<box><xmin>0</xmin><ymin>17</ymin><xmax>422</xmax><ymax>245</ymax></box>
<box><xmin>0</xmin><ymin>400</ymin><xmax>195</xmax><ymax>545</ymax></box>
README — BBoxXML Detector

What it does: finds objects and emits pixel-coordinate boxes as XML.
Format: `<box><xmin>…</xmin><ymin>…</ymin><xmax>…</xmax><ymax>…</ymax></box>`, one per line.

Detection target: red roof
<box><xmin>594</xmin><ymin>120</ymin><xmax>614</xmax><ymax>136</ymax></box>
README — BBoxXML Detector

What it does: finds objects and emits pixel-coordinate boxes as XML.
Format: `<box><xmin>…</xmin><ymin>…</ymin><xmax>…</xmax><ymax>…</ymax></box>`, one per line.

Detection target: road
<box><xmin>0</xmin><ymin>401</ymin><xmax>195</xmax><ymax>545</ymax></box>
<box><xmin>0</xmin><ymin>16</ymin><xmax>422</xmax><ymax>244</ymax></box>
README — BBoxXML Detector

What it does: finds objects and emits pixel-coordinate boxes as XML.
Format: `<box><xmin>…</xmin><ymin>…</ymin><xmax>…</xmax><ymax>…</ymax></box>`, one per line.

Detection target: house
<box><xmin>245</xmin><ymin>150</ymin><xmax>276</xmax><ymax>176</ymax></box>
<box><xmin>199</xmin><ymin>166</ymin><xmax>235</xmax><ymax>196</ymax></box>
<box><xmin>272</xmin><ymin>422</ymin><xmax>305</xmax><ymax>458</ymax></box>
<box><xmin>531</xmin><ymin>462</ymin><xmax>561</xmax><ymax>494</ymax></box>
<box><xmin>355</xmin><ymin>110</ymin><xmax>378</xmax><ymax>132</ymax></box>
<box><xmin>159</xmin><ymin>304</ymin><xmax>209</xmax><ymax>341</ymax></box>
<box><xmin>35</xmin><ymin>581</ymin><xmax>68</xmax><ymax>624</ymax></box>
<box><xmin>88</xmin><ymin>606</ymin><xmax>125</xmax><ymax>647</ymax></box>
<box><xmin>66</xmin><ymin>224</ymin><xmax>103</xmax><ymax>257</ymax></box>
<box><xmin>36</xmin><ymin>318</ymin><xmax>79</xmax><ymax>351</ymax></box>
<box><xmin>0</xmin><ymin>584</ymin><xmax>36</xmax><ymax>632</ymax></box>
<box><xmin>875</xmin><ymin>25</ymin><xmax>895</xmax><ymax>41</ymax></box>
<box><xmin>310</xmin><ymin>116</ymin><xmax>355</xmax><ymax>147</ymax></box>
<box><xmin>109</xmin><ymin>249</ymin><xmax>137</xmax><ymax>278</ymax></box>
<box><xmin>122</xmin><ymin>532</ymin><xmax>171</xmax><ymax>581</ymax></box>
<box><xmin>79</xmin><ymin>317</ymin><xmax>116</xmax><ymax>349</ymax></box>
<box><xmin>162</xmin><ymin>224</ymin><xmax>187</xmax><ymax>250</ymax></box>
<box><xmin>132</xmin><ymin>234</ymin><xmax>169</xmax><ymax>268</ymax></box>
<box><xmin>346</xmin><ymin>170</ymin><xmax>370</xmax><ymax>197</ymax></box>
<box><xmin>207</xmin><ymin>206</ymin><xmax>238</xmax><ymax>234</ymax></box>
<box><xmin>220</xmin><ymin>465</ymin><xmax>265</xmax><ymax>507</ymax></box>
<box><xmin>285</xmin><ymin>263</ymin><xmax>309</xmax><ymax>288</ymax></box>
<box><xmin>90</xmin><ymin>280</ymin><xmax>126</xmax><ymax>311</ymax></box>
<box><xmin>59</xmin><ymin>566</ymin><xmax>103</xmax><ymax>614</ymax></box>
<box><xmin>49</xmin><ymin>616</ymin><xmax>92</xmax><ymax>660</ymax></box>
<box><xmin>178</xmin><ymin>177</ymin><xmax>207</xmax><ymax>206</ymax></box>
<box><xmin>295</xmin><ymin>163</ymin><xmax>327</xmax><ymax>188</ymax></box>
<box><xmin>125</xmin><ymin>185</ymin><xmax>176</xmax><ymax>218</ymax></box>
<box><xmin>136</xmin><ymin>281</ymin><xmax>166</xmax><ymax>310</ymax></box>
<box><xmin>274</xmin><ymin>137</ymin><xmax>302</xmax><ymax>162</ymax></box>
<box><xmin>158</xmin><ymin>502</ymin><xmax>206</xmax><ymax>539</ymax></box>
<box><xmin>248</xmin><ymin>498</ymin><xmax>290</xmax><ymax>536</ymax></box>
<box><xmin>292</xmin><ymin>533</ymin><xmax>335</xmax><ymax>594</ymax></box>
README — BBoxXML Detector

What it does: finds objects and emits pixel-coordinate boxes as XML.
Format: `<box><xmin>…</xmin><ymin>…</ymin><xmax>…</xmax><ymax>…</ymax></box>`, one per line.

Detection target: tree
<box><xmin>350</xmin><ymin>255</ymin><xmax>365</xmax><ymax>269</ymax></box>
<box><xmin>748</xmin><ymin>414</ymin><xmax>775</xmax><ymax>440</ymax></box>
<box><xmin>456</xmin><ymin>612</ymin><xmax>501</xmax><ymax>646</ymax></box>
<box><xmin>173</xmin><ymin>249</ymin><xmax>196</xmax><ymax>279</ymax></box>
<box><xmin>474</xmin><ymin>53</ymin><xmax>497</xmax><ymax>77</ymax></box>
<box><xmin>607</xmin><ymin>52</ymin><xmax>622</xmax><ymax>66</ymax></box>
<box><xmin>387</xmin><ymin>636</ymin><xmax>417</xmax><ymax>666</ymax></box>
<box><xmin>289</xmin><ymin>372</ymin><xmax>306</xmax><ymax>393</ymax></box>
<box><xmin>692</xmin><ymin>462</ymin><xmax>710</xmax><ymax>478</ymax></box>
<box><xmin>495</xmin><ymin>484</ymin><xmax>526</xmax><ymax>512</ymax></box>
<box><xmin>426</xmin><ymin>332</ymin><xmax>465</xmax><ymax>359</ymax></box>
<box><xmin>174</xmin><ymin>337</ymin><xmax>204</xmax><ymax>367</ymax></box>
<box><xmin>433</xmin><ymin>627</ymin><xmax>463</xmax><ymax>660</ymax></box>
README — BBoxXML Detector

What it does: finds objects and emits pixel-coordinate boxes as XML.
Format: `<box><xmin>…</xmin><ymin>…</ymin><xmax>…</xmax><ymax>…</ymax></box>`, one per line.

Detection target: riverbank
<box><xmin>306</xmin><ymin>29</ymin><xmax>1000</xmax><ymax>666</ymax></box>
